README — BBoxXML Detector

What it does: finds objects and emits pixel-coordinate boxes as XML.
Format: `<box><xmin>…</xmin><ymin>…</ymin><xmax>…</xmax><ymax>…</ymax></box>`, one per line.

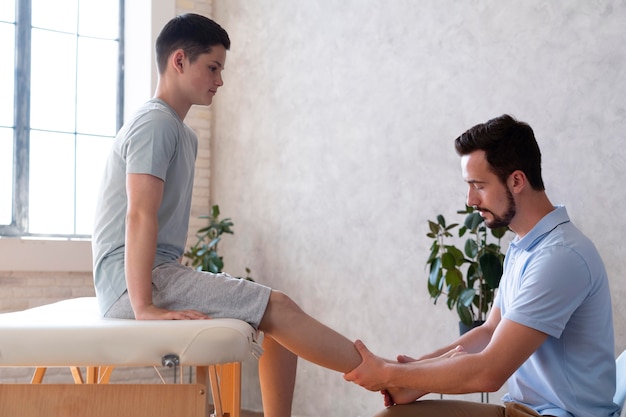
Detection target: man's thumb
<box><xmin>353</xmin><ymin>339</ymin><xmax>369</xmax><ymax>357</ymax></box>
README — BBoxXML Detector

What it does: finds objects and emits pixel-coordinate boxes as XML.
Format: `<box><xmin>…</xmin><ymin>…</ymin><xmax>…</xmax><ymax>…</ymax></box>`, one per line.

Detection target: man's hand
<box><xmin>345</xmin><ymin>342</ymin><xmax>467</xmax><ymax>407</ymax></box>
<box><xmin>343</xmin><ymin>339</ymin><xmax>389</xmax><ymax>391</ymax></box>
<box><xmin>343</xmin><ymin>340</ymin><xmax>426</xmax><ymax>406</ymax></box>
<box><xmin>134</xmin><ymin>303</ymin><xmax>210</xmax><ymax>320</ymax></box>
<box><xmin>399</xmin><ymin>345</ymin><xmax>466</xmax><ymax>363</ymax></box>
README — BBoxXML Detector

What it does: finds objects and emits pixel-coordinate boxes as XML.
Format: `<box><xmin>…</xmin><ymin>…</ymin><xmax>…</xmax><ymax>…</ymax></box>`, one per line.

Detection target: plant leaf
<box><xmin>428</xmin><ymin>220</ymin><xmax>440</xmax><ymax>235</ymax></box>
<box><xmin>464</xmin><ymin>238</ymin><xmax>478</xmax><ymax>258</ymax></box>
<box><xmin>446</xmin><ymin>245</ymin><xmax>465</xmax><ymax>266</ymax></box>
<box><xmin>491</xmin><ymin>226</ymin><xmax>508</xmax><ymax>239</ymax></box>
<box><xmin>480</xmin><ymin>252</ymin><xmax>503</xmax><ymax>289</ymax></box>
<box><xmin>444</xmin><ymin>268</ymin><xmax>463</xmax><ymax>287</ymax></box>
<box><xmin>464</xmin><ymin>212</ymin><xmax>483</xmax><ymax>231</ymax></box>
<box><xmin>459</xmin><ymin>287</ymin><xmax>476</xmax><ymax>307</ymax></box>
<box><xmin>457</xmin><ymin>304</ymin><xmax>473</xmax><ymax>326</ymax></box>
<box><xmin>428</xmin><ymin>258</ymin><xmax>442</xmax><ymax>287</ymax></box>
<box><xmin>466</xmin><ymin>262</ymin><xmax>478</xmax><ymax>286</ymax></box>
<box><xmin>441</xmin><ymin>252</ymin><xmax>456</xmax><ymax>270</ymax></box>
<box><xmin>445</xmin><ymin>223</ymin><xmax>459</xmax><ymax>231</ymax></box>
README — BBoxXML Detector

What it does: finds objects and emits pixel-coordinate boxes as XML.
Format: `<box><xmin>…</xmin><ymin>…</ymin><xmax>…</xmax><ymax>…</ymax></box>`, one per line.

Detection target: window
<box><xmin>0</xmin><ymin>0</ymin><xmax>123</xmax><ymax>238</ymax></box>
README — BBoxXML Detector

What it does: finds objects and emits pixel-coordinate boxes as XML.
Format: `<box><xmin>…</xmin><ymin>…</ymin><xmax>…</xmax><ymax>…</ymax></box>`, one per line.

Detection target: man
<box><xmin>345</xmin><ymin>114</ymin><xmax>620</xmax><ymax>417</ymax></box>
<box><xmin>92</xmin><ymin>13</ymin><xmax>361</xmax><ymax>417</ymax></box>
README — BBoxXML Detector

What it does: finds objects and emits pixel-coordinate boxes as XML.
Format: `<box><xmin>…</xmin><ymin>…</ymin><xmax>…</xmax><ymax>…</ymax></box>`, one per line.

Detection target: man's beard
<box><xmin>480</xmin><ymin>189</ymin><xmax>516</xmax><ymax>229</ymax></box>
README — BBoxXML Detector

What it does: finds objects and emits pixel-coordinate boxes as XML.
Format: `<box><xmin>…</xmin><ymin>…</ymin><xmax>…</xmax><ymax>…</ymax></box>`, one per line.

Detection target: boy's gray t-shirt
<box><xmin>92</xmin><ymin>99</ymin><xmax>198</xmax><ymax>314</ymax></box>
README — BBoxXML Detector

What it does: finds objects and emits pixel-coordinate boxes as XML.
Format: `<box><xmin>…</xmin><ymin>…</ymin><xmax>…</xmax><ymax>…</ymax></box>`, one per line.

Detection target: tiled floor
<box><xmin>241</xmin><ymin>411</ymin><xmax>263</xmax><ymax>417</ymax></box>
<box><xmin>208</xmin><ymin>406</ymin><xmax>262</xmax><ymax>416</ymax></box>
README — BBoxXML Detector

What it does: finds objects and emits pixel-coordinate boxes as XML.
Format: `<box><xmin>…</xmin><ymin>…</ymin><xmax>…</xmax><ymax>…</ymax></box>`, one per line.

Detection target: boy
<box><xmin>93</xmin><ymin>13</ymin><xmax>361</xmax><ymax>417</ymax></box>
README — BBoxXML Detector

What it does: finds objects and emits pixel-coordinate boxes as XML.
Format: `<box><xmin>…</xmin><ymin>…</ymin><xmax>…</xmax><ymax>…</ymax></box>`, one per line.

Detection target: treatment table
<box><xmin>0</xmin><ymin>297</ymin><xmax>261</xmax><ymax>417</ymax></box>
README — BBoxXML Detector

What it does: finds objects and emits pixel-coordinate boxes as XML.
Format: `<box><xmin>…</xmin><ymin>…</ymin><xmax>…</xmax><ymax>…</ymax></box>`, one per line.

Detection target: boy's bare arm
<box><xmin>125</xmin><ymin>173</ymin><xmax>208</xmax><ymax>320</ymax></box>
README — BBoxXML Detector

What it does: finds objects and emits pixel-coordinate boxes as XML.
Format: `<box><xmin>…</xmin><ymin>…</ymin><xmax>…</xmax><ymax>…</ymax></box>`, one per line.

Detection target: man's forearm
<box><xmin>418</xmin><ymin>322</ymin><xmax>496</xmax><ymax>360</ymax></box>
<box><xmin>390</xmin><ymin>351</ymin><xmax>500</xmax><ymax>394</ymax></box>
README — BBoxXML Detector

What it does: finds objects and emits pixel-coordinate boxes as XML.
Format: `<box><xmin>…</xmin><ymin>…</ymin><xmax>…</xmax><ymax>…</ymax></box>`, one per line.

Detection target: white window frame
<box><xmin>1</xmin><ymin>0</ymin><xmax>124</xmax><ymax>238</ymax></box>
<box><xmin>0</xmin><ymin>0</ymin><xmax>176</xmax><ymax>273</ymax></box>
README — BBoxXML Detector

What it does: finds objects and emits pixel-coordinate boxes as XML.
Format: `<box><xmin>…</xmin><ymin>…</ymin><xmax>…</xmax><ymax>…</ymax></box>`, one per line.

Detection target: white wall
<box><xmin>124</xmin><ymin>0</ymin><xmax>175</xmax><ymax>120</ymax></box>
<box><xmin>211</xmin><ymin>1</ymin><xmax>626</xmax><ymax>416</ymax></box>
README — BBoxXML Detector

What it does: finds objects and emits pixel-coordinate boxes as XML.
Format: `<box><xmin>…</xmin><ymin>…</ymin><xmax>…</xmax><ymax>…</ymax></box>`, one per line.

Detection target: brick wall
<box><xmin>181</xmin><ymin>1</ymin><xmax>214</xmax><ymax>249</ymax></box>
<box><xmin>0</xmin><ymin>271</ymin><xmax>94</xmax><ymax>313</ymax></box>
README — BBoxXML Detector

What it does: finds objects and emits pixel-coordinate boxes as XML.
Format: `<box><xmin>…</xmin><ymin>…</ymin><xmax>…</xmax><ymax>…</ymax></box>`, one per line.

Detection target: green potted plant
<box><xmin>425</xmin><ymin>206</ymin><xmax>509</xmax><ymax>333</ymax></box>
<box><xmin>184</xmin><ymin>204</ymin><xmax>253</xmax><ymax>281</ymax></box>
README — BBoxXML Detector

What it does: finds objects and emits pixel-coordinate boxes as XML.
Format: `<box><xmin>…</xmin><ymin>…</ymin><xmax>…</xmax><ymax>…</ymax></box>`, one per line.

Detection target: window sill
<box><xmin>0</xmin><ymin>238</ymin><xmax>92</xmax><ymax>272</ymax></box>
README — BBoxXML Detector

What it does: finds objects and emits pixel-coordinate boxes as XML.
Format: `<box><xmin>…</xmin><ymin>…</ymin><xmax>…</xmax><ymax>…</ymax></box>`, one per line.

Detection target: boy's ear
<box><xmin>171</xmin><ymin>49</ymin><xmax>185</xmax><ymax>73</ymax></box>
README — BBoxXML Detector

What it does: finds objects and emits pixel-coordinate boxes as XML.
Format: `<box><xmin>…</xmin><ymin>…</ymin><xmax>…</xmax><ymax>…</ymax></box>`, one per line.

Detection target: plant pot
<box><xmin>459</xmin><ymin>320</ymin><xmax>484</xmax><ymax>335</ymax></box>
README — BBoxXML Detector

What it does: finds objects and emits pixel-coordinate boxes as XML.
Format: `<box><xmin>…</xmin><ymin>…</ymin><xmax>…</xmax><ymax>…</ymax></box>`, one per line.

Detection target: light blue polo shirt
<box><xmin>498</xmin><ymin>206</ymin><xmax>619</xmax><ymax>417</ymax></box>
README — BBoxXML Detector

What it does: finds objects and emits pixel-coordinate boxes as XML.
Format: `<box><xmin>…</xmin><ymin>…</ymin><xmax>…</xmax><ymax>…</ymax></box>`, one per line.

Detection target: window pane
<box><xmin>4</xmin><ymin>1</ymin><xmax>121</xmax><ymax>237</ymax></box>
<box><xmin>0</xmin><ymin>23</ymin><xmax>15</xmax><ymax>127</ymax></box>
<box><xmin>75</xmin><ymin>134</ymin><xmax>113</xmax><ymax>234</ymax></box>
<box><xmin>29</xmin><ymin>131</ymin><xmax>76</xmax><ymax>234</ymax></box>
<box><xmin>0</xmin><ymin>128</ymin><xmax>13</xmax><ymax>225</ymax></box>
<box><xmin>30</xmin><ymin>29</ymin><xmax>77</xmax><ymax>132</ymax></box>
<box><xmin>32</xmin><ymin>0</ymin><xmax>78</xmax><ymax>33</ymax></box>
<box><xmin>77</xmin><ymin>37</ymin><xmax>118</xmax><ymax>136</ymax></box>
<box><xmin>79</xmin><ymin>0</ymin><xmax>119</xmax><ymax>39</ymax></box>
<box><xmin>0</xmin><ymin>0</ymin><xmax>15</xmax><ymax>22</ymax></box>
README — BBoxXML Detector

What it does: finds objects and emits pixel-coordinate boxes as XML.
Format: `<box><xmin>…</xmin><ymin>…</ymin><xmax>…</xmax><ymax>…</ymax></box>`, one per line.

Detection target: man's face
<box><xmin>461</xmin><ymin>150</ymin><xmax>515</xmax><ymax>229</ymax></box>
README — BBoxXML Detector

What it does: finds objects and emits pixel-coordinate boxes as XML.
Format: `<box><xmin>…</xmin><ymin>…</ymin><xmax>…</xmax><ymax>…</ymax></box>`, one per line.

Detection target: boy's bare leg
<box><xmin>258</xmin><ymin>290</ymin><xmax>361</xmax><ymax>373</ymax></box>
<box><xmin>259</xmin><ymin>334</ymin><xmax>297</xmax><ymax>417</ymax></box>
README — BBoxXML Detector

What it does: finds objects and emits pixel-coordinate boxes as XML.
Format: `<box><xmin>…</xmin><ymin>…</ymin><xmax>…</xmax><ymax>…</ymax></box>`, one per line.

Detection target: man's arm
<box><xmin>345</xmin><ymin>307</ymin><xmax>548</xmax><ymax>397</ymax></box>
<box><xmin>375</xmin><ymin>308</ymin><xmax>502</xmax><ymax>406</ymax></box>
<box><xmin>412</xmin><ymin>307</ymin><xmax>501</xmax><ymax>361</ymax></box>
<box><xmin>125</xmin><ymin>173</ymin><xmax>208</xmax><ymax>320</ymax></box>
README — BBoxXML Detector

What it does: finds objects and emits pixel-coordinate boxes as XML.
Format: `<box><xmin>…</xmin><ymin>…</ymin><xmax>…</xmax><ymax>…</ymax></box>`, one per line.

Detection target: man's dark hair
<box><xmin>156</xmin><ymin>13</ymin><xmax>230</xmax><ymax>74</ymax></box>
<box><xmin>454</xmin><ymin>114</ymin><xmax>545</xmax><ymax>191</ymax></box>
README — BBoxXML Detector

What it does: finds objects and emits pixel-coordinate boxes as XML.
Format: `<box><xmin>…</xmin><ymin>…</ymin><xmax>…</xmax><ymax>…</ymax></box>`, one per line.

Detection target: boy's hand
<box><xmin>134</xmin><ymin>304</ymin><xmax>210</xmax><ymax>320</ymax></box>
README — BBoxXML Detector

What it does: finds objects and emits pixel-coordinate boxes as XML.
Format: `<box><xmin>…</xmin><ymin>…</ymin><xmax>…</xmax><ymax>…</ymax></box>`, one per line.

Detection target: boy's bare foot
<box><xmin>383</xmin><ymin>345</ymin><xmax>466</xmax><ymax>406</ymax></box>
<box><xmin>383</xmin><ymin>387</ymin><xmax>427</xmax><ymax>406</ymax></box>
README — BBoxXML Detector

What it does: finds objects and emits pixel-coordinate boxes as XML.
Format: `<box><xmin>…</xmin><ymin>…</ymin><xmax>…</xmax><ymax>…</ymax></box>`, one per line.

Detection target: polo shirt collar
<box><xmin>511</xmin><ymin>205</ymin><xmax>570</xmax><ymax>251</ymax></box>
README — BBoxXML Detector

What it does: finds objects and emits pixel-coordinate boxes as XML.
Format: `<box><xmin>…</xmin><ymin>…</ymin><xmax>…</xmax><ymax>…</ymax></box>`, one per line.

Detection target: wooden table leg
<box><xmin>70</xmin><ymin>367</ymin><xmax>84</xmax><ymax>383</ymax></box>
<box><xmin>218</xmin><ymin>363</ymin><xmax>241</xmax><ymax>417</ymax></box>
<box><xmin>197</xmin><ymin>363</ymin><xmax>241</xmax><ymax>417</ymax></box>
<box><xmin>31</xmin><ymin>367</ymin><xmax>46</xmax><ymax>384</ymax></box>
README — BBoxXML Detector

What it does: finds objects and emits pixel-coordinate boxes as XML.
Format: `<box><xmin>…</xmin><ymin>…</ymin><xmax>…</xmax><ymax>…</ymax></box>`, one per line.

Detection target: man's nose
<box><xmin>466</xmin><ymin>189</ymin><xmax>478</xmax><ymax>208</ymax></box>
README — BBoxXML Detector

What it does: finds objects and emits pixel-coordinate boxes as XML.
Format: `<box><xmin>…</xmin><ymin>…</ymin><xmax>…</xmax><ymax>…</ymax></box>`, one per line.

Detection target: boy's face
<box><xmin>181</xmin><ymin>45</ymin><xmax>227</xmax><ymax>106</ymax></box>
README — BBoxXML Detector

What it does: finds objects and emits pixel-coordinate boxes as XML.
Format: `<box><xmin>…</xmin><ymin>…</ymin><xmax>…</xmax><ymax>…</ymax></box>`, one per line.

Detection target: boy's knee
<box><xmin>269</xmin><ymin>290</ymin><xmax>298</xmax><ymax>311</ymax></box>
<box><xmin>259</xmin><ymin>290</ymin><xmax>302</xmax><ymax>332</ymax></box>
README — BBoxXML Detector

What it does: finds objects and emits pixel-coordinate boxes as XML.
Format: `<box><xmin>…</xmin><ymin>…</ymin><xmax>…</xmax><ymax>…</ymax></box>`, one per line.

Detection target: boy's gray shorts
<box><xmin>104</xmin><ymin>262</ymin><xmax>272</xmax><ymax>329</ymax></box>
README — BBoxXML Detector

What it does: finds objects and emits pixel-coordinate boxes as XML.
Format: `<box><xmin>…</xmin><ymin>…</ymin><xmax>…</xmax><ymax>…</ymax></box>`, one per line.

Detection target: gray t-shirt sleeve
<box><xmin>124</xmin><ymin>112</ymin><xmax>178</xmax><ymax>181</ymax></box>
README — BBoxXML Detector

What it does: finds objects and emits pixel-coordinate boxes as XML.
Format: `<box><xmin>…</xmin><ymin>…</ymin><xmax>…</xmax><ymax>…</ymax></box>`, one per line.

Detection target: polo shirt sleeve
<box><xmin>504</xmin><ymin>245</ymin><xmax>591</xmax><ymax>338</ymax></box>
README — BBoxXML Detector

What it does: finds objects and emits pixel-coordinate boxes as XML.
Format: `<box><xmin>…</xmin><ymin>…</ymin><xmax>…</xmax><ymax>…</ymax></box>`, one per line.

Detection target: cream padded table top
<box><xmin>0</xmin><ymin>297</ymin><xmax>260</xmax><ymax>367</ymax></box>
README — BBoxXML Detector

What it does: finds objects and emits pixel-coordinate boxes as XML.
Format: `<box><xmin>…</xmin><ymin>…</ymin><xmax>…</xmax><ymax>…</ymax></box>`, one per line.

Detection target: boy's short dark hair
<box><xmin>454</xmin><ymin>114</ymin><xmax>545</xmax><ymax>191</ymax></box>
<box><xmin>156</xmin><ymin>13</ymin><xmax>230</xmax><ymax>74</ymax></box>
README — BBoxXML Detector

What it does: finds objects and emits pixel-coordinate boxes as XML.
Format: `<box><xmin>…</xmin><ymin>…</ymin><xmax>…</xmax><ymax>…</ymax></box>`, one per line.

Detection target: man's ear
<box><xmin>508</xmin><ymin>170</ymin><xmax>527</xmax><ymax>194</ymax></box>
